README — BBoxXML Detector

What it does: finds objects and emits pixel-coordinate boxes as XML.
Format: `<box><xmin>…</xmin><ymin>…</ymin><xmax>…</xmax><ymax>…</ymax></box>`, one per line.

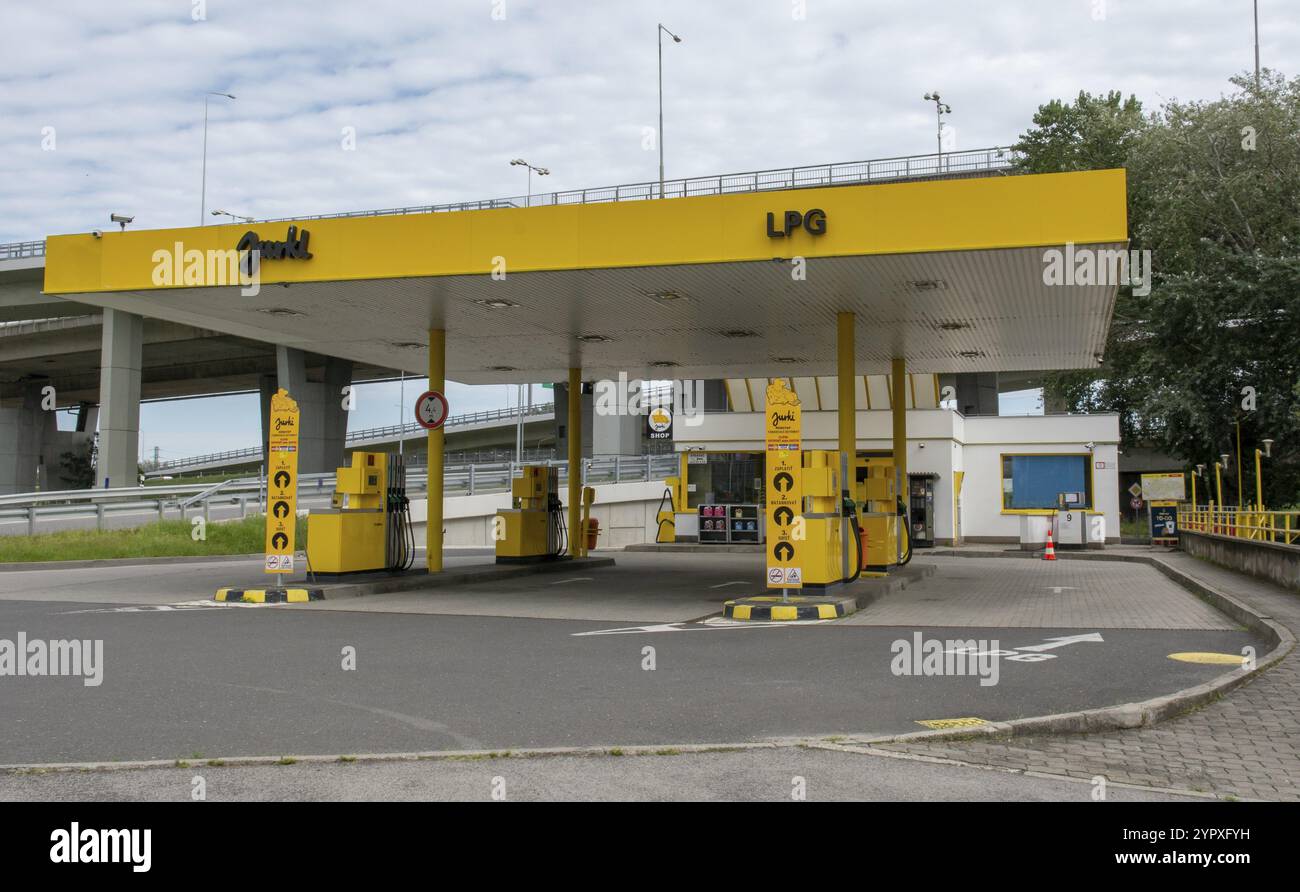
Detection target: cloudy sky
<box><xmin>1</xmin><ymin>0</ymin><xmax>1293</xmax><ymax>460</ymax></box>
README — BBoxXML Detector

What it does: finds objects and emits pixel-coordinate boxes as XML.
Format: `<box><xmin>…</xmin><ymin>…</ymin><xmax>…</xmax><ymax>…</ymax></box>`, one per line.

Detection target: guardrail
<box><xmin>0</xmin><ymin>454</ymin><xmax>678</xmax><ymax>536</ymax></box>
<box><xmin>1179</xmin><ymin>507</ymin><xmax>1300</xmax><ymax>546</ymax></box>
<box><xmin>4</xmin><ymin>149</ymin><xmax>1018</xmax><ymax>258</ymax></box>
<box><xmin>151</xmin><ymin>402</ymin><xmax>557</xmax><ymax>472</ymax></box>
<box><xmin>259</xmin><ymin>147</ymin><xmax>1017</xmax><ymax>223</ymax></box>
<box><xmin>0</xmin><ymin>240</ymin><xmax>45</xmax><ymax>260</ymax></box>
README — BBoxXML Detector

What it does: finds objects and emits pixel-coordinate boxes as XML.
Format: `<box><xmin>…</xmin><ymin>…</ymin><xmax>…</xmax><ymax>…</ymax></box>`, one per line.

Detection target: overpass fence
<box><xmin>0</xmin><ymin>453</ymin><xmax>679</xmax><ymax>537</ymax></box>
<box><xmin>146</xmin><ymin>402</ymin><xmax>557</xmax><ymax>475</ymax></box>
<box><xmin>2</xmin><ymin>146</ymin><xmax>1020</xmax><ymax>261</ymax></box>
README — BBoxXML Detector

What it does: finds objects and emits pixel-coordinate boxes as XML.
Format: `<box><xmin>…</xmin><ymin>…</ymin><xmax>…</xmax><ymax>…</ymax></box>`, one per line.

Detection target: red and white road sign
<box><xmin>415</xmin><ymin>390</ymin><xmax>449</xmax><ymax>430</ymax></box>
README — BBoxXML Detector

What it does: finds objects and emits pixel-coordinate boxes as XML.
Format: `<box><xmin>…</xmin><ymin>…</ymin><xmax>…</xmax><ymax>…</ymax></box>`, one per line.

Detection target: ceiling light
<box><xmin>259</xmin><ymin>307</ymin><xmax>304</xmax><ymax>317</ymax></box>
<box><xmin>474</xmin><ymin>298</ymin><xmax>519</xmax><ymax>309</ymax></box>
<box><xmin>907</xmin><ymin>279</ymin><xmax>948</xmax><ymax>293</ymax></box>
<box><xmin>719</xmin><ymin>329</ymin><xmax>759</xmax><ymax>339</ymax></box>
<box><xmin>390</xmin><ymin>341</ymin><xmax>424</xmax><ymax>349</ymax></box>
<box><xmin>773</xmin><ymin>356</ymin><xmax>801</xmax><ymax>364</ymax></box>
<box><xmin>957</xmin><ymin>349</ymin><xmax>985</xmax><ymax>359</ymax></box>
<box><xmin>650</xmin><ymin>360</ymin><xmax>679</xmax><ymax>368</ymax></box>
<box><xmin>488</xmin><ymin>365</ymin><xmax>518</xmax><ymax>372</ymax></box>
<box><xmin>577</xmin><ymin>334</ymin><xmax>612</xmax><ymax>343</ymax></box>
<box><xmin>934</xmin><ymin>321</ymin><xmax>970</xmax><ymax>331</ymax></box>
<box><xmin>647</xmin><ymin>290</ymin><xmax>685</xmax><ymax>303</ymax></box>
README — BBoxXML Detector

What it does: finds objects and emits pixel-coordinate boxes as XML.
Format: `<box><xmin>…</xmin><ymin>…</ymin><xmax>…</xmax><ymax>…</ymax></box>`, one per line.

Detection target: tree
<box><xmin>1021</xmin><ymin>73</ymin><xmax>1300</xmax><ymax>508</ymax></box>
<box><xmin>1012</xmin><ymin>90</ymin><xmax>1144</xmax><ymax>174</ymax></box>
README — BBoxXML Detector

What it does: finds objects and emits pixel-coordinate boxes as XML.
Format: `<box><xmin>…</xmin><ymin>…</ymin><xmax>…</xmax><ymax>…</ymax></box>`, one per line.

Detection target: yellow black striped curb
<box><xmin>723</xmin><ymin>595</ymin><xmax>852</xmax><ymax>621</ymax></box>
<box><xmin>215</xmin><ymin>587</ymin><xmax>324</xmax><ymax>604</ymax></box>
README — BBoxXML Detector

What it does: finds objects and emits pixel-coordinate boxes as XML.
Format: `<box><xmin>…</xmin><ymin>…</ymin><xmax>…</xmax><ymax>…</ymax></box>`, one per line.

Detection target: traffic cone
<box><xmin>1043</xmin><ymin>528</ymin><xmax>1057</xmax><ymax>561</ymax></box>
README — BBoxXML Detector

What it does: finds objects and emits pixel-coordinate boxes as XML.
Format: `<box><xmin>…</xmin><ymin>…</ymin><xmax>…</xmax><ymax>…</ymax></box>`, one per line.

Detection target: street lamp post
<box><xmin>1255</xmin><ymin>438</ymin><xmax>1273</xmax><ymax>509</ymax></box>
<box><xmin>1254</xmin><ymin>0</ymin><xmax>1261</xmax><ymax>88</ymax></box>
<box><xmin>210</xmin><ymin>209</ymin><xmax>253</xmax><ymax>224</ymax></box>
<box><xmin>923</xmin><ymin>92</ymin><xmax>952</xmax><ymax>173</ymax></box>
<box><xmin>201</xmin><ymin>92</ymin><xmax>236</xmax><ymax>225</ymax></box>
<box><xmin>658</xmin><ymin>23</ymin><xmax>682</xmax><ymax>199</ymax></box>
<box><xmin>510</xmin><ymin>158</ymin><xmax>550</xmax><ymax>208</ymax></box>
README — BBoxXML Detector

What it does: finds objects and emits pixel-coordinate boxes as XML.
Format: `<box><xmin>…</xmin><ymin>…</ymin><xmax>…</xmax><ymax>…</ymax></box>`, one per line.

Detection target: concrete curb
<box><xmin>0</xmin><ymin>552</ymin><xmax>268</xmax><ymax>572</ymax></box>
<box><xmin>858</xmin><ymin>549</ymin><xmax>1297</xmax><ymax>747</ymax></box>
<box><xmin>0</xmin><ymin>741</ymin><xmax>786</xmax><ymax>775</ymax></box>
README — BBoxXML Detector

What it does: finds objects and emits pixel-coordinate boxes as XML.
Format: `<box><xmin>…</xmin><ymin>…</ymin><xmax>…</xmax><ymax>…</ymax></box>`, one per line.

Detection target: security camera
<box><xmin>91</xmin><ymin>230</ymin><xmax>103</xmax><ymax>239</ymax></box>
<box><xmin>110</xmin><ymin>213</ymin><xmax>134</xmax><ymax>231</ymax></box>
<box><xmin>1084</xmin><ymin>441</ymin><xmax>1095</xmax><ymax>450</ymax></box>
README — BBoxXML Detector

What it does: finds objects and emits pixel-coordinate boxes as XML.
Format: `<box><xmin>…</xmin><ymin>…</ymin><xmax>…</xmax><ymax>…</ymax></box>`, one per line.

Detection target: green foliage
<box><xmin>1023</xmin><ymin>71</ymin><xmax>1300</xmax><ymax>508</ymax></box>
<box><xmin>1012</xmin><ymin>90</ymin><xmax>1144</xmax><ymax>174</ymax></box>
<box><xmin>57</xmin><ymin>442</ymin><xmax>96</xmax><ymax>490</ymax></box>
<box><xmin>0</xmin><ymin>513</ymin><xmax>308</xmax><ymax>563</ymax></box>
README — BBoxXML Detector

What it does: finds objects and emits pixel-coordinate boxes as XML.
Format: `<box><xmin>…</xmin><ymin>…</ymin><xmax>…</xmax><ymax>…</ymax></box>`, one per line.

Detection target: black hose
<box><xmin>655</xmin><ymin>486</ymin><xmax>676</xmax><ymax>540</ymax></box>
<box><xmin>896</xmin><ymin>495</ymin><xmax>914</xmax><ymax>566</ymax></box>
<box><xmin>845</xmin><ymin>511</ymin><xmax>863</xmax><ymax>582</ymax></box>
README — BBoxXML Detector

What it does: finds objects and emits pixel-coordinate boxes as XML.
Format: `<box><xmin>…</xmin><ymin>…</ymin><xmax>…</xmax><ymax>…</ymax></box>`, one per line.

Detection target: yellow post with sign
<box><xmin>765</xmin><ymin>379</ymin><xmax>803</xmax><ymax>594</ymax></box>
<box><xmin>264</xmin><ymin>388</ymin><xmax>300</xmax><ymax>574</ymax></box>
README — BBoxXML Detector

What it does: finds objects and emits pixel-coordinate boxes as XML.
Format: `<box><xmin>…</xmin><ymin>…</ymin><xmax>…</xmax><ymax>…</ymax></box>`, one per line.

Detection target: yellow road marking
<box><xmin>1167</xmin><ymin>652</ymin><xmax>1245</xmax><ymax>665</ymax></box>
<box><xmin>915</xmin><ymin>717</ymin><xmax>988</xmax><ymax>730</ymax></box>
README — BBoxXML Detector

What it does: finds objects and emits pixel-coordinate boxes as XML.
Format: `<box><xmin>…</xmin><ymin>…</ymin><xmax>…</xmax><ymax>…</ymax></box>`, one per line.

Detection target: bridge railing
<box><xmin>1</xmin><ymin>147</ymin><xmax>1018</xmax><ymax>261</ymax></box>
<box><xmin>150</xmin><ymin>402</ymin><xmax>557</xmax><ymax>472</ymax></box>
<box><xmin>0</xmin><ymin>454</ymin><xmax>678</xmax><ymax>536</ymax></box>
<box><xmin>0</xmin><ymin>240</ymin><xmax>45</xmax><ymax>260</ymax></box>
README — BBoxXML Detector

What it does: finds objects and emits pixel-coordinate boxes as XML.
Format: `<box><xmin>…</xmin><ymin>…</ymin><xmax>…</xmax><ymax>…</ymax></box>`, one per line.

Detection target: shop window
<box><xmin>1001</xmin><ymin>454</ymin><xmax>1092</xmax><ymax>511</ymax></box>
<box><xmin>686</xmin><ymin>452</ymin><xmax>763</xmax><ymax>508</ymax></box>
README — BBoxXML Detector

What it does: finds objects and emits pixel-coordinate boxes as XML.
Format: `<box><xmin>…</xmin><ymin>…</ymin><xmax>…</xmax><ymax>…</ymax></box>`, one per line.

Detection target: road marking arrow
<box><xmin>1015</xmin><ymin>632</ymin><xmax>1104</xmax><ymax>652</ymax></box>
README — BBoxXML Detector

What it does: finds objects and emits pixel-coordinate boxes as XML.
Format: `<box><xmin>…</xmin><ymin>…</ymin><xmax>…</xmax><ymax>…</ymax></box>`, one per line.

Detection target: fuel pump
<box><xmin>307</xmin><ymin>450</ymin><xmax>414</xmax><ymax>576</ymax></box>
<box><xmin>496</xmin><ymin>465</ymin><xmax>567</xmax><ymax>563</ymax></box>
<box><xmin>855</xmin><ymin>457</ymin><xmax>911</xmax><ymax>572</ymax></box>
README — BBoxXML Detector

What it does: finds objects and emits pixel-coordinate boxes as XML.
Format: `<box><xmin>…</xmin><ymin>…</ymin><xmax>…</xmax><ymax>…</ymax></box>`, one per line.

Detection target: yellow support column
<box><xmin>568</xmin><ymin>367</ymin><xmax>582</xmax><ymax>558</ymax></box>
<box><xmin>427</xmin><ymin>329</ymin><xmax>445</xmax><ymax>572</ymax></box>
<box><xmin>837</xmin><ymin>313</ymin><xmax>855</xmax><ymax>469</ymax></box>
<box><xmin>891</xmin><ymin>356</ymin><xmax>908</xmax><ymax>560</ymax></box>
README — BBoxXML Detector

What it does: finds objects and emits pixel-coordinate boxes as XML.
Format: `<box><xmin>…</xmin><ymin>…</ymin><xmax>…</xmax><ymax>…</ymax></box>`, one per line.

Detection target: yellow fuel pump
<box><xmin>854</xmin><ymin>457</ymin><xmax>912</xmax><ymax>572</ymax></box>
<box><xmin>495</xmin><ymin>465</ymin><xmax>567</xmax><ymax>562</ymax></box>
<box><xmin>785</xmin><ymin>449</ymin><xmax>865</xmax><ymax>591</ymax></box>
<box><xmin>306</xmin><ymin>451</ymin><xmax>416</xmax><ymax>576</ymax></box>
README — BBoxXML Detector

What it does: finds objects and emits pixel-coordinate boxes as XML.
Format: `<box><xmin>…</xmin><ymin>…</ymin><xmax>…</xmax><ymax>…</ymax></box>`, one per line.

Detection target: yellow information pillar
<box><xmin>568</xmin><ymin>367</ymin><xmax>582</xmax><ymax>558</ymax></box>
<box><xmin>427</xmin><ymin>329</ymin><xmax>445</xmax><ymax>572</ymax></box>
<box><xmin>891</xmin><ymin>356</ymin><xmax>907</xmax><ymax>560</ymax></box>
<box><xmin>837</xmin><ymin>313</ymin><xmax>855</xmax><ymax>470</ymax></box>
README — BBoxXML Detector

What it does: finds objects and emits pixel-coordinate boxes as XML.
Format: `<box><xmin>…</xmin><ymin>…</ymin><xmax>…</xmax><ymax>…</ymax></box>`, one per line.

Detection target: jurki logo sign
<box><xmin>237</xmin><ymin>225</ymin><xmax>313</xmax><ymax>277</ymax></box>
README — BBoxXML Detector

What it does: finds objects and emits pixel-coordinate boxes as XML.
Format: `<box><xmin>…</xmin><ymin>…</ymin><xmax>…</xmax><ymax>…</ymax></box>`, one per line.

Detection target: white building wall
<box><xmin>674</xmin><ymin>409</ymin><xmax>1121</xmax><ymax>545</ymax></box>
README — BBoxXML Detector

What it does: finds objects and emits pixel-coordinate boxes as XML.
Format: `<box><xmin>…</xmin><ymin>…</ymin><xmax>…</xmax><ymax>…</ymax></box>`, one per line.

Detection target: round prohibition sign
<box><xmin>415</xmin><ymin>390</ymin><xmax>449</xmax><ymax>430</ymax></box>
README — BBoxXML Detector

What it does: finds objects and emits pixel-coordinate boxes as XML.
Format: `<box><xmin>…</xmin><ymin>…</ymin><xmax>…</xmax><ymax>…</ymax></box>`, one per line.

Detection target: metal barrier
<box><xmin>150</xmin><ymin>402</ymin><xmax>556</xmax><ymax>473</ymax></box>
<box><xmin>0</xmin><ymin>454</ymin><xmax>679</xmax><ymax>536</ymax></box>
<box><xmin>1179</xmin><ymin>506</ymin><xmax>1300</xmax><ymax>546</ymax></box>
<box><xmin>0</xmin><ymin>240</ymin><xmax>45</xmax><ymax>260</ymax></box>
<box><xmin>0</xmin><ymin>148</ymin><xmax>1018</xmax><ymax>259</ymax></box>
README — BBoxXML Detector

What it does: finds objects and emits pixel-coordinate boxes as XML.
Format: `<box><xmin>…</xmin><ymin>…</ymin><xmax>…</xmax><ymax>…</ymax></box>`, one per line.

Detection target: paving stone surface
<box><xmin>843</xmin><ymin>554</ymin><xmax>1236</xmax><ymax>630</ymax></box>
<box><xmin>874</xmin><ymin>551</ymin><xmax>1300</xmax><ymax>801</ymax></box>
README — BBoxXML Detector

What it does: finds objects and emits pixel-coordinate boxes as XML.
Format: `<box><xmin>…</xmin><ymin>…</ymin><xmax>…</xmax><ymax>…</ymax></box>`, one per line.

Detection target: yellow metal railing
<box><xmin>1179</xmin><ymin>506</ymin><xmax>1300</xmax><ymax>546</ymax></box>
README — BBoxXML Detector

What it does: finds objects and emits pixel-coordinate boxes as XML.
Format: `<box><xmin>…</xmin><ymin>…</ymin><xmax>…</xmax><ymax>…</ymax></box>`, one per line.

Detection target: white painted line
<box><xmin>1015</xmin><ymin>632</ymin><xmax>1104</xmax><ymax>652</ymax></box>
<box><xmin>709</xmin><ymin>581</ymin><xmax>749</xmax><ymax>589</ymax></box>
<box><xmin>573</xmin><ymin>616</ymin><xmax>830</xmax><ymax>636</ymax></box>
<box><xmin>547</xmin><ymin>576</ymin><xmax>594</xmax><ymax>585</ymax></box>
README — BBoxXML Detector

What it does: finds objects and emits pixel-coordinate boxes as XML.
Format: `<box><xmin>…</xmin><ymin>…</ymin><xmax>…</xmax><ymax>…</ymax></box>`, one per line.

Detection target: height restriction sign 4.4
<box><xmin>415</xmin><ymin>390</ymin><xmax>449</xmax><ymax>430</ymax></box>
